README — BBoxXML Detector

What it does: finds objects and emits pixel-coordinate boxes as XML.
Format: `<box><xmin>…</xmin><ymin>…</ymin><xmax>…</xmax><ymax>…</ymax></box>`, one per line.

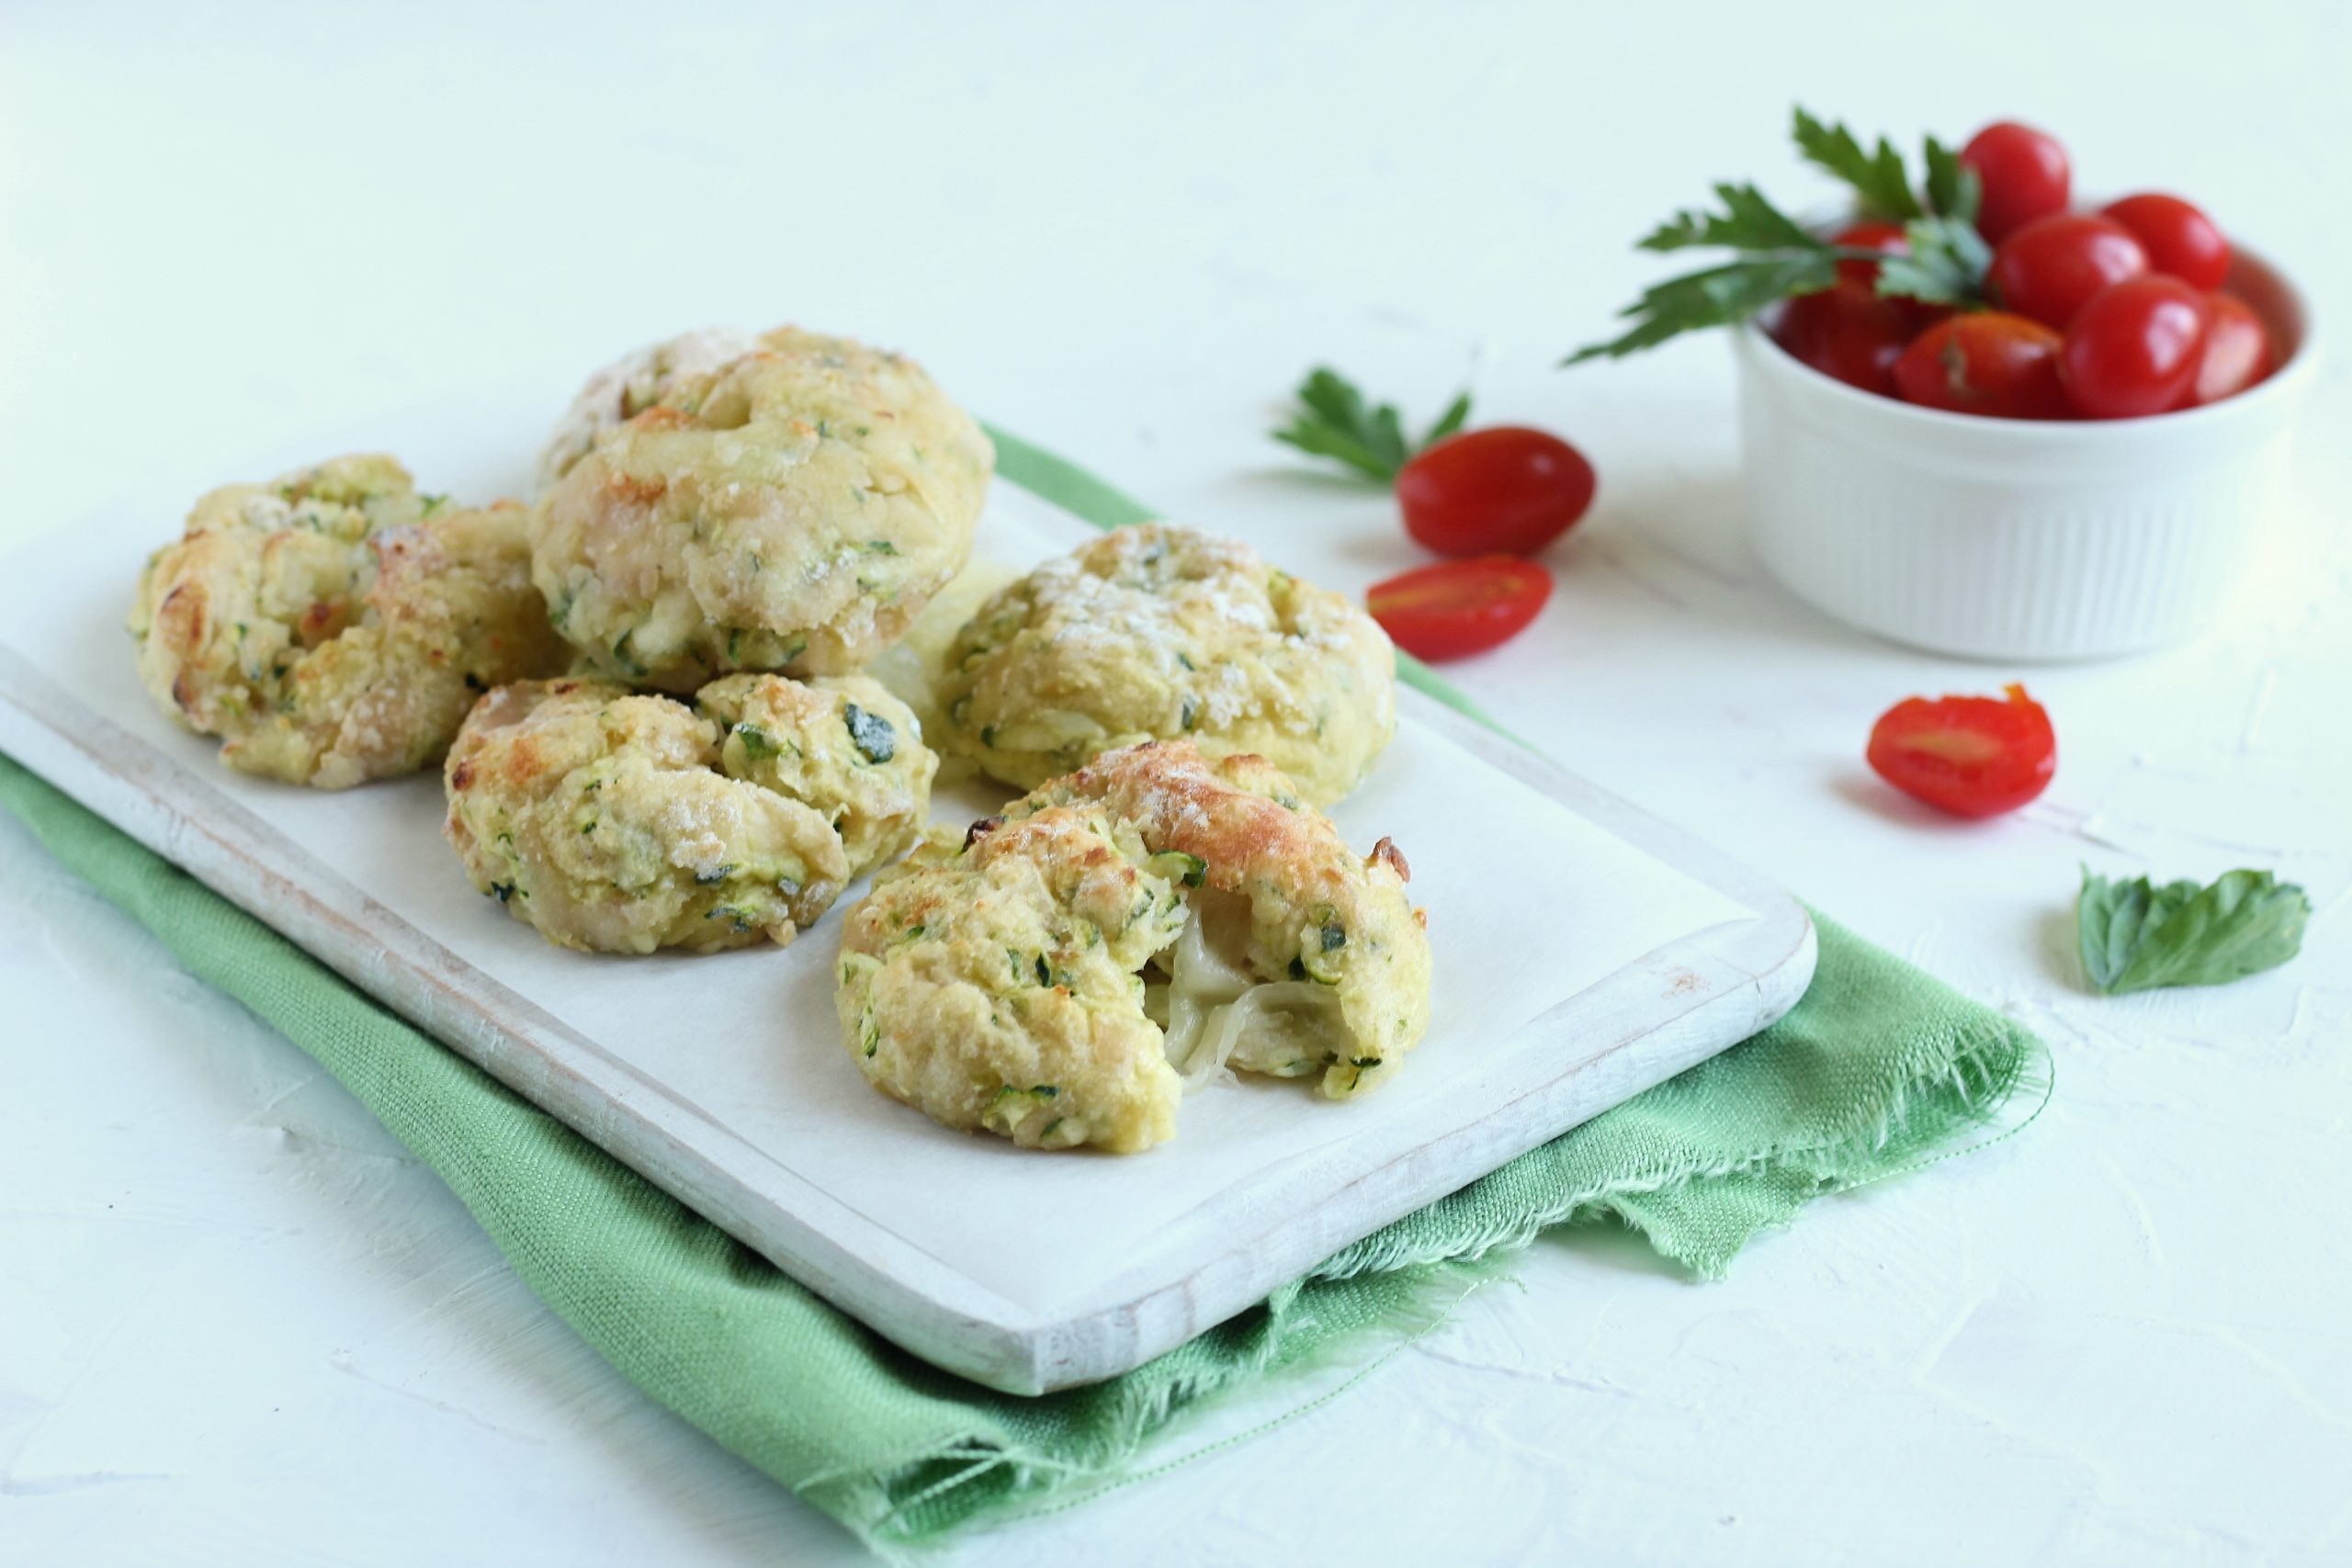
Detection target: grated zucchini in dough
<box><xmin>832</xmin><ymin>739</ymin><xmax>1430</xmax><ymax>1153</ymax></box>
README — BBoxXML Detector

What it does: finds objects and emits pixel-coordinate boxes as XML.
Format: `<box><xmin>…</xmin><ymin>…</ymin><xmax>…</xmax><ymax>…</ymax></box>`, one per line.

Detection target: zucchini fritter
<box><xmin>130</xmin><ymin>455</ymin><xmax>565</xmax><ymax>788</ymax></box>
<box><xmin>934</xmin><ymin>524</ymin><xmax>1395</xmax><ymax>807</ymax></box>
<box><xmin>531</xmin><ymin>327</ymin><xmax>993</xmax><ymax>690</ymax></box>
<box><xmin>835</xmin><ymin>739</ymin><xmax>1430</xmax><ymax>1152</ymax></box>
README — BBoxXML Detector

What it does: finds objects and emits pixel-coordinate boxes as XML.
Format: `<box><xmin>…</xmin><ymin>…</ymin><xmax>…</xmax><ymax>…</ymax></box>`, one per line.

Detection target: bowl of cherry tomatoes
<box><xmin>1735</xmin><ymin>120</ymin><xmax>2316</xmax><ymax>660</ymax></box>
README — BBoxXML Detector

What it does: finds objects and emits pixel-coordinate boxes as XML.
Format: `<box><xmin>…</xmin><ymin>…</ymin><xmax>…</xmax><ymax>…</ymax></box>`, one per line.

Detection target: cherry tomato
<box><xmin>1986</xmin><ymin>214</ymin><xmax>2149</xmax><ymax>330</ymax></box>
<box><xmin>1892</xmin><ymin>312</ymin><xmax>2070</xmax><ymax>420</ymax></box>
<box><xmin>1831</xmin><ymin>220</ymin><xmax>1909</xmax><ymax>290</ymax></box>
<box><xmin>1396</xmin><ymin>426</ymin><xmax>1596</xmax><ymax>558</ymax></box>
<box><xmin>1867</xmin><ymin>683</ymin><xmax>2056</xmax><ymax>818</ymax></box>
<box><xmin>2179</xmin><ymin>291</ymin><xmax>2274</xmax><ymax>408</ymax></box>
<box><xmin>1959</xmin><ymin>121</ymin><xmax>2071</xmax><ymax>244</ymax></box>
<box><xmin>1366</xmin><ymin>557</ymin><xmax>1552</xmax><ymax>661</ymax></box>
<box><xmin>2102</xmin><ymin>193</ymin><xmax>2230</xmax><ymax>292</ymax></box>
<box><xmin>1774</xmin><ymin>283</ymin><xmax>1917</xmax><ymax>398</ymax></box>
<box><xmin>2060</xmin><ymin>276</ymin><xmax>2210</xmax><ymax>420</ymax></box>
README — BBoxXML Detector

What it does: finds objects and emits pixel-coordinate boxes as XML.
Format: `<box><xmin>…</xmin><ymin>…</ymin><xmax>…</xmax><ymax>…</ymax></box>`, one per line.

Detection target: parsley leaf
<box><xmin>1792</xmin><ymin>108</ymin><xmax>1922</xmax><ymax>221</ymax></box>
<box><xmin>2077</xmin><ymin>866</ymin><xmax>2312</xmax><ymax>996</ymax></box>
<box><xmin>1567</xmin><ymin>106</ymin><xmax>1996</xmax><ymax>367</ymax></box>
<box><xmin>1567</xmin><ymin>245</ymin><xmax>1837</xmax><ymax>364</ymax></box>
<box><xmin>1272</xmin><ymin>367</ymin><xmax>1472</xmax><ymax>483</ymax></box>
<box><xmin>1921</xmin><ymin>135</ymin><xmax>1983</xmax><ymax>225</ymax></box>
<box><xmin>1875</xmin><ymin>214</ymin><xmax>1994</xmax><ymax>306</ymax></box>
<box><xmin>1640</xmin><ymin>181</ymin><xmax>1825</xmax><ymax>254</ymax></box>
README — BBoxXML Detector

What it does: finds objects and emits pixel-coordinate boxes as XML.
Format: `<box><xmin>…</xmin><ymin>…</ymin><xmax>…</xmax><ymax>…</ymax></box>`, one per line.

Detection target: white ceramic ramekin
<box><xmin>1736</xmin><ymin>245</ymin><xmax>2315</xmax><ymax>660</ymax></box>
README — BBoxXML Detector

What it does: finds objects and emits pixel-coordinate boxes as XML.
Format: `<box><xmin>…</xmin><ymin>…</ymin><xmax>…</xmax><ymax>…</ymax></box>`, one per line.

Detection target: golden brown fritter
<box><xmin>696</xmin><ymin>671</ymin><xmax>935</xmax><ymax>882</ymax></box>
<box><xmin>837</xmin><ymin>807</ymin><xmax>1191</xmax><ymax>1153</ymax></box>
<box><xmin>534</xmin><ymin>328</ymin><xmax>761</xmax><ymax>494</ymax></box>
<box><xmin>1011</xmin><ymin>740</ymin><xmax>1431</xmax><ymax>1100</ymax></box>
<box><xmin>129</xmin><ymin>455</ymin><xmax>565</xmax><ymax>788</ymax></box>
<box><xmin>834</xmin><ymin>739</ymin><xmax>1431</xmax><ymax>1153</ymax></box>
<box><xmin>933</xmin><ymin>524</ymin><xmax>1395</xmax><ymax>807</ymax></box>
<box><xmin>446</xmin><ymin>679</ymin><xmax>846</xmax><ymax>953</ymax></box>
<box><xmin>531</xmin><ymin>327</ymin><xmax>993</xmax><ymax>690</ymax></box>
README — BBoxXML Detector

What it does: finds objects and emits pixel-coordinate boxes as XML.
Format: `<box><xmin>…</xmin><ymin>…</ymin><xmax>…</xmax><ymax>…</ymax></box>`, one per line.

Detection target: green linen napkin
<box><xmin>0</xmin><ymin>430</ymin><xmax>2047</xmax><ymax>1554</ymax></box>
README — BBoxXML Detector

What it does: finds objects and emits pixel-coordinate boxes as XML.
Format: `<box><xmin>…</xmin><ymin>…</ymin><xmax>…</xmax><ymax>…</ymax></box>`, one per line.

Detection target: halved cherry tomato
<box><xmin>1987</xmin><ymin>213</ymin><xmax>2148</xmax><ymax>330</ymax></box>
<box><xmin>2102</xmin><ymin>193</ymin><xmax>2230</xmax><ymax>292</ymax></box>
<box><xmin>1366</xmin><ymin>557</ymin><xmax>1552</xmax><ymax>661</ymax></box>
<box><xmin>2178</xmin><ymin>291</ymin><xmax>2274</xmax><ymax>408</ymax></box>
<box><xmin>1396</xmin><ymin>426</ymin><xmax>1596</xmax><ymax>558</ymax></box>
<box><xmin>1774</xmin><ymin>282</ymin><xmax>1917</xmax><ymax>397</ymax></box>
<box><xmin>1959</xmin><ymin>121</ymin><xmax>2071</xmax><ymax>244</ymax></box>
<box><xmin>1831</xmin><ymin>220</ymin><xmax>1910</xmax><ymax>291</ymax></box>
<box><xmin>1893</xmin><ymin>312</ymin><xmax>2070</xmax><ymax>420</ymax></box>
<box><xmin>1867</xmin><ymin>683</ymin><xmax>2056</xmax><ymax>818</ymax></box>
<box><xmin>2061</xmin><ymin>276</ymin><xmax>2210</xmax><ymax>420</ymax></box>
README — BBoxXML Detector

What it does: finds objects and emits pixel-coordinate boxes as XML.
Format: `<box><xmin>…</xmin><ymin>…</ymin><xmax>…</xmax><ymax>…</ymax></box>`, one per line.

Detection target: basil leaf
<box><xmin>2077</xmin><ymin>866</ymin><xmax>2312</xmax><ymax>996</ymax></box>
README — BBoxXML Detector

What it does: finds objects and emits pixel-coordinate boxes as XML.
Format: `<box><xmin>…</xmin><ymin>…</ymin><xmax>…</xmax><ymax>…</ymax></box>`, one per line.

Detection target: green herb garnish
<box><xmin>1874</xmin><ymin>215</ymin><xmax>1993</xmax><ymax>307</ymax></box>
<box><xmin>2077</xmin><ymin>866</ymin><xmax>2312</xmax><ymax>996</ymax></box>
<box><xmin>1146</xmin><ymin>850</ymin><xmax>1207</xmax><ymax>889</ymax></box>
<box><xmin>1272</xmin><ymin>367</ymin><xmax>1471</xmax><ymax>483</ymax></box>
<box><xmin>734</xmin><ymin>722</ymin><xmax>783</xmax><ymax>761</ymax></box>
<box><xmin>1792</xmin><ymin>107</ymin><xmax>1922</xmax><ymax>221</ymax></box>
<box><xmin>843</xmin><ymin>703</ymin><xmax>895</xmax><ymax>763</ymax></box>
<box><xmin>1566</xmin><ymin>106</ymin><xmax>1987</xmax><ymax>364</ymax></box>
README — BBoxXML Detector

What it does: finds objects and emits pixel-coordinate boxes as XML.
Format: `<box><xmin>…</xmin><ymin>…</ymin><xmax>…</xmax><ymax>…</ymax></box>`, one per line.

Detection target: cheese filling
<box><xmin>1148</xmin><ymin>888</ymin><xmax>1349</xmax><ymax>1089</ymax></box>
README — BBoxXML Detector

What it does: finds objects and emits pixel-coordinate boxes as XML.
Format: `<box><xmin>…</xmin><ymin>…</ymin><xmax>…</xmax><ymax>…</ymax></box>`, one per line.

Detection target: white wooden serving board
<box><xmin>0</xmin><ymin>398</ymin><xmax>1815</xmax><ymax>1393</ymax></box>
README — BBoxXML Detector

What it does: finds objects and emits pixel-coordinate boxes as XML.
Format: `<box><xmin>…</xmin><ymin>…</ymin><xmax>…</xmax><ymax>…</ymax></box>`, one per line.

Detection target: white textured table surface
<box><xmin>4</xmin><ymin>4</ymin><xmax>2347</xmax><ymax>1563</ymax></box>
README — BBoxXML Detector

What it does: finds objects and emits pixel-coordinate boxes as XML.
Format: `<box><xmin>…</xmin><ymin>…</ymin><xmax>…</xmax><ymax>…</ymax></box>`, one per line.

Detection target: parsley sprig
<box><xmin>1567</xmin><ymin>107</ymin><xmax>1990</xmax><ymax>364</ymax></box>
<box><xmin>1792</xmin><ymin>108</ymin><xmax>1925</xmax><ymax>221</ymax></box>
<box><xmin>1272</xmin><ymin>367</ymin><xmax>1471</xmax><ymax>483</ymax></box>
